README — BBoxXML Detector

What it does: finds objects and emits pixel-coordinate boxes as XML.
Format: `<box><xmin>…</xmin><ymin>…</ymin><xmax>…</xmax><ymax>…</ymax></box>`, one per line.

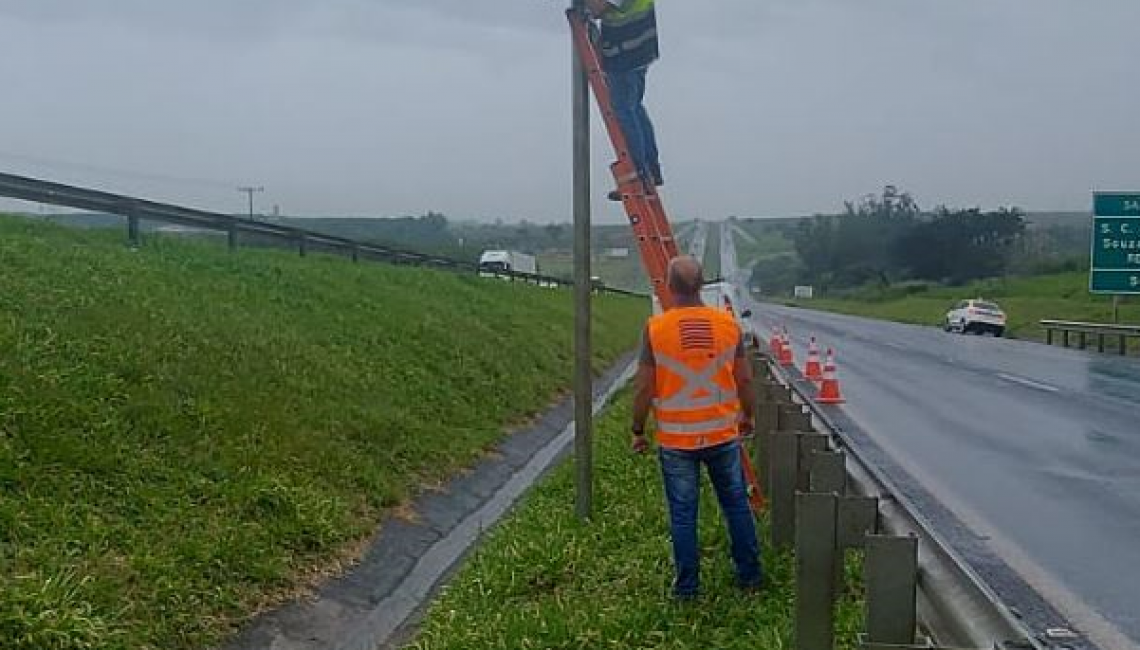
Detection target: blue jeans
<box><xmin>659</xmin><ymin>439</ymin><xmax>762</xmax><ymax>597</ymax></box>
<box><xmin>607</xmin><ymin>67</ymin><xmax>661</xmax><ymax>181</ymax></box>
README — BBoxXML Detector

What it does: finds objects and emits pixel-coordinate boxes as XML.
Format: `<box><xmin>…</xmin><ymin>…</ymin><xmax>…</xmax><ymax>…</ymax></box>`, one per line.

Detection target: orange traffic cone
<box><xmin>804</xmin><ymin>337</ymin><xmax>823</xmax><ymax>381</ymax></box>
<box><xmin>768</xmin><ymin>329</ymin><xmax>782</xmax><ymax>356</ymax></box>
<box><xmin>779</xmin><ymin>328</ymin><xmax>795</xmax><ymax>367</ymax></box>
<box><xmin>817</xmin><ymin>349</ymin><xmax>846</xmax><ymax>404</ymax></box>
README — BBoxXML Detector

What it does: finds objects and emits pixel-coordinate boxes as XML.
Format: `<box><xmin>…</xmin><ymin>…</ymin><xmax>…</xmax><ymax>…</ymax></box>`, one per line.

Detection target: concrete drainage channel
<box><xmin>224</xmin><ymin>356</ymin><xmax>636</xmax><ymax>650</ymax></box>
<box><xmin>750</xmin><ymin>341</ymin><xmax>1091</xmax><ymax>650</ymax></box>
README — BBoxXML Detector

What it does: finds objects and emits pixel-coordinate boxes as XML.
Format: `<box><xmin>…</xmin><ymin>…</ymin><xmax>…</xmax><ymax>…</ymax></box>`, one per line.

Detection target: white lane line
<box><xmin>997</xmin><ymin>372</ymin><xmax>1061</xmax><ymax>393</ymax></box>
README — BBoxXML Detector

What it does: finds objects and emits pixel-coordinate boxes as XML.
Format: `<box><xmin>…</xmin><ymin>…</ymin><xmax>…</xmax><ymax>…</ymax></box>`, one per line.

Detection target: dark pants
<box><xmin>659</xmin><ymin>439</ymin><xmax>762</xmax><ymax>597</ymax></box>
<box><xmin>607</xmin><ymin>66</ymin><xmax>661</xmax><ymax>181</ymax></box>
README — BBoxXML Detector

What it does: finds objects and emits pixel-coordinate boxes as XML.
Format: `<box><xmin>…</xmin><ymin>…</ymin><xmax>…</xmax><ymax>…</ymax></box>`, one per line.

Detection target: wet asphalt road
<box><xmin>721</xmin><ymin>227</ymin><xmax>1140</xmax><ymax>649</ymax></box>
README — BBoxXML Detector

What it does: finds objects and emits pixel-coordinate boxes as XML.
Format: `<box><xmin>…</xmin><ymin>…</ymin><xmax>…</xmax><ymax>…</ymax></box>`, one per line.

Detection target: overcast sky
<box><xmin>1</xmin><ymin>0</ymin><xmax>1138</xmax><ymax>223</ymax></box>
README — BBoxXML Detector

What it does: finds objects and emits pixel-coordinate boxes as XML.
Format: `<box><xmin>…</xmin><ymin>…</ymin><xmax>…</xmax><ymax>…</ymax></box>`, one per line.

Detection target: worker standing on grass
<box><xmin>584</xmin><ymin>0</ymin><xmax>663</xmax><ymax>201</ymax></box>
<box><xmin>631</xmin><ymin>256</ymin><xmax>762</xmax><ymax>599</ymax></box>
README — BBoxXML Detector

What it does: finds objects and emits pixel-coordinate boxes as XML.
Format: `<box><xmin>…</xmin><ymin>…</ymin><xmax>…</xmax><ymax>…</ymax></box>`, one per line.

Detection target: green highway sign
<box><xmin>1094</xmin><ymin>193</ymin><xmax>1140</xmax><ymax>216</ymax></box>
<box><xmin>1091</xmin><ymin>192</ymin><xmax>1140</xmax><ymax>294</ymax></box>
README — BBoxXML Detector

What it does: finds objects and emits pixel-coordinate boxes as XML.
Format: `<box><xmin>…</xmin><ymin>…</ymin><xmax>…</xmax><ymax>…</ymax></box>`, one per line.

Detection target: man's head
<box><xmin>667</xmin><ymin>255</ymin><xmax>704</xmax><ymax>303</ymax></box>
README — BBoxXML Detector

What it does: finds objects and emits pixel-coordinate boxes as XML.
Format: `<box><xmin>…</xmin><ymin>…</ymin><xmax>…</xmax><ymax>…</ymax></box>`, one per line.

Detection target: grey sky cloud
<box><xmin>1</xmin><ymin>0</ymin><xmax>1138</xmax><ymax>223</ymax></box>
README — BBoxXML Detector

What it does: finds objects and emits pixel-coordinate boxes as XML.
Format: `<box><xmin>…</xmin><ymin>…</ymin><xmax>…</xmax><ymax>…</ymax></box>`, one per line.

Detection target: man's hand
<box><xmin>631</xmin><ymin>430</ymin><xmax>649</xmax><ymax>454</ymax></box>
<box><xmin>739</xmin><ymin>416</ymin><xmax>755</xmax><ymax>439</ymax></box>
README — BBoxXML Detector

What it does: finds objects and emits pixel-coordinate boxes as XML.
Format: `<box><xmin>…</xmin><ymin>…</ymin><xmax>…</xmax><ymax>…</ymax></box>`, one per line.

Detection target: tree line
<box><xmin>793</xmin><ymin>186</ymin><xmax>1026</xmax><ymax>289</ymax></box>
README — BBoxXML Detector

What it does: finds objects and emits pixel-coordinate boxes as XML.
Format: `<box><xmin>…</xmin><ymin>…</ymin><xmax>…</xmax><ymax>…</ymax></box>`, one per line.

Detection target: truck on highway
<box><xmin>478</xmin><ymin>250</ymin><xmax>538</xmax><ymax>278</ymax></box>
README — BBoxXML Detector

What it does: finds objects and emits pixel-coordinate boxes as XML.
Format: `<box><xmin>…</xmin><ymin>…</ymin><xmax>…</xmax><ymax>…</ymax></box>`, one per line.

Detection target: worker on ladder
<box><xmin>584</xmin><ymin>0</ymin><xmax>663</xmax><ymax>201</ymax></box>
<box><xmin>631</xmin><ymin>256</ymin><xmax>763</xmax><ymax>599</ymax></box>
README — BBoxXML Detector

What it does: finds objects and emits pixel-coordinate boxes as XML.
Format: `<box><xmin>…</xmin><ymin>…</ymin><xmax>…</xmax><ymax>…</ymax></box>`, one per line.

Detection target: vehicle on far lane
<box><xmin>478</xmin><ymin>250</ymin><xmax>538</xmax><ymax>278</ymax></box>
<box><xmin>945</xmin><ymin>298</ymin><xmax>1007</xmax><ymax>336</ymax></box>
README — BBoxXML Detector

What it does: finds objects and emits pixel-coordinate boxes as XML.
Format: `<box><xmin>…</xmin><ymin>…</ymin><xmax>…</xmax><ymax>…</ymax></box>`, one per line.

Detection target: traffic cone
<box><xmin>817</xmin><ymin>349</ymin><xmax>846</xmax><ymax>404</ymax></box>
<box><xmin>778</xmin><ymin>328</ymin><xmax>795</xmax><ymax>367</ymax></box>
<box><xmin>768</xmin><ymin>329</ymin><xmax>782</xmax><ymax>356</ymax></box>
<box><xmin>804</xmin><ymin>337</ymin><xmax>823</xmax><ymax>381</ymax></box>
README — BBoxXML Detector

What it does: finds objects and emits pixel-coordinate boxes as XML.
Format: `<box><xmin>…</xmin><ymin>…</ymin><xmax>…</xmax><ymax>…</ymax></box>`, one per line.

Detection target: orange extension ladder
<box><xmin>567</xmin><ymin>9</ymin><xmax>679</xmax><ymax>310</ymax></box>
<box><xmin>567</xmin><ymin>9</ymin><xmax>765</xmax><ymax>514</ymax></box>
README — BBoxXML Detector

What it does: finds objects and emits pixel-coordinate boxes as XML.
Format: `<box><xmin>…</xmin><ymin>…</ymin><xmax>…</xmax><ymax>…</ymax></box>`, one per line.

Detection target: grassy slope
<box><xmin>410</xmin><ymin>395</ymin><xmax>864</xmax><ymax>650</ymax></box>
<box><xmin>0</xmin><ymin>216</ymin><xmax>647</xmax><ymax>650</ymax></box>
<box><xmin>729</xmin><ymin>219</ymin><xmax>796</xmax><ymax>265</ymax></box>
<box><xmin>539</xmin><ymin>252</ymin><xmax>649</xmax><ymax>294</ymax></box>
<box><xmin>794</xmin><ymin>272</ymin><xmax>1139</xmax><ymax>339</ymax></box>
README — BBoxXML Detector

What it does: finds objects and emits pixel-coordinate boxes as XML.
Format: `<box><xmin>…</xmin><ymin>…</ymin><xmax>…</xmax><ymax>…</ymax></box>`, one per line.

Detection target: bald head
<box><xmin>667</xmin><ymin>255</ymin><xmax>704</xmax><ymax>301</ymax></box>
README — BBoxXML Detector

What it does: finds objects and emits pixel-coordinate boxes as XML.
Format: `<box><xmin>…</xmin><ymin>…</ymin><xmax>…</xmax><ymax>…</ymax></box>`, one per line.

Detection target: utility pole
<box><xmin>570</xmin><ymin>0</ymin><xmax>594</xmax><ymax>521</ymax></box>
<box><xmin>237</xmin><ymin>186</ymin><xmax>264</xmax><ymax>221</ymax></box>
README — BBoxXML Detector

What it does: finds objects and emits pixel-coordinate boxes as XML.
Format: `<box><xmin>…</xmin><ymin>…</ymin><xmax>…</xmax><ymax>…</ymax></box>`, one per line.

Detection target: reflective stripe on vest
<box><xmin>656</xmin><ymin>413</ymin><xmax>741</xmax><ymax>436</ymax></box>
<box><xmin>653</xmin><ymin>346</ymin><xmax>738</xmax><ymax>411</ymax></box>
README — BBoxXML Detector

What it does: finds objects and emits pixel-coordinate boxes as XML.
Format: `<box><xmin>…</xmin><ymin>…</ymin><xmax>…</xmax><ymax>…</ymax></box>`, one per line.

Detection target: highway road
<box><xmin>686</xmin><ymin>220</ymin><xmax>708</xmax><ymax>261</ymax></box>
<box><xmin>721</xmin><ymin>228</ymin><xmax>1140</xmax><ymax>650</ymax></box>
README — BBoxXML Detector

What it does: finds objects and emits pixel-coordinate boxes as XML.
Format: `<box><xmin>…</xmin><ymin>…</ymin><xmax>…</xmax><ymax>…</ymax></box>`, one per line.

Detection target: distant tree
<box><xmin>793</xmin><ymin>185</ymin><xmax>919</xmax><ymax>288</ymax></box>
<box><xmin>893</xmin><ymin>207</ymin><xmax>1025</xmax><ymax>284</ymax></box>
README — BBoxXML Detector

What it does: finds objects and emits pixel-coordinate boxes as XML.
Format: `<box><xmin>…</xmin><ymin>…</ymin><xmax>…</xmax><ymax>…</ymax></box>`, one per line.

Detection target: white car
<box><xmin>945</xmin><ymin>299</ymin><xmax>1007</xmax><ymax>336</ymax></box>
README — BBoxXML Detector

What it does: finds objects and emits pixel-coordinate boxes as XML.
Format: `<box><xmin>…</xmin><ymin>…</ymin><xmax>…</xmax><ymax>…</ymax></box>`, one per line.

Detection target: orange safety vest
<box><xmin>647</xmin><ymin>305</ymin><xmax>742</xmax><ymax>450</ymax></box>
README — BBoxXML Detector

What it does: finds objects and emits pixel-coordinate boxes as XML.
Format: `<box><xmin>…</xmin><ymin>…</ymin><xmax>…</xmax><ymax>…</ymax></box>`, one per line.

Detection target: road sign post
<box><xmin>571</xmin><ymin>0</ymin><xmax>593</xmax><ymax>521</ymax></box>
<box><xmin>1090</xmin><ymin>192</ymin><xmax>1140</xmax><ymax>295</ymax></box>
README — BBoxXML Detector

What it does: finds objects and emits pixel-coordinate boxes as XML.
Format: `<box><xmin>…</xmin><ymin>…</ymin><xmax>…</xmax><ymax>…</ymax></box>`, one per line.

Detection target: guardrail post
<box><xmin>126</xmin><ymin>212</ymin><xmax>141</xmax><ymax>248</ymax></box>
<box><xmin>781</xmin><ymin>404</ymin><xmax>813</xmax><ymax>432</ymax></box>
<box><xmin>1098</xmin><ymin>333</ymin><xmax>1106</xmax><ymax>353</ymax></box>
<box><xmin>351</xmin><ymin>245</ymin><xmax>360</xmax><ymax>263</ymax></box>
<box><xmin>1078</xmin><ymin>331</ymin><xmax>1087</xmax><ymax>350</ymax></box>
<box><xmin>797</xmin><ymin>433</ymin><xmax>829</xmax><ymax>492</ymax></box>
<box><xmin>837</xmin><ymin>496</ymin><xmax>878</xmax><ymax>550</ymax></box>
<box><xmin>227</xmin><ymin>224</ymin><xmax>238</xmax><ymax>251</ymax></box>
<box><xmin>809</xmin><ymin>450</ymin><xmax>846</xmax><ymax>494</ymax></box>
<box><xmin>1121</xmin><ymin>334</ymin><xmax>1128</xmax><ymax>356</ymax></box>
<box><xmin>864</xmin><ymin>534</ymin><xmax>918</xmax><ymax>646</ymax></box>
<box><xmin>752</xmin><ymin>359</ymin><xmax>772</xmax><ymax>484</ymax></box>
<box><xmin>762</xmin><ymin>382</ymin><xmax>792</xmax><ymax>499</ymax></box>
<box><xmin>1062</xmin><ymin>330</ymin><xmax>1070</xmax><ymax>348</ymax></box>
<box><xmin>1045</xmin><ymin>328</ymin><xmax>1053</xmax><ymax>346</ymax></box>
<box><xmin>298</xmin><ymin>234</ymin><xmax>308</xmax><ymax>257</ymax></box>
<box><xmin>796</xmin><ymin>492</ymin><xmax>838</xmax><ymax>650</ymax></box>
<box><xmin>770</xmin><ymin>431</ymin><xmax>799</xmax><ymax>549</ymax></box>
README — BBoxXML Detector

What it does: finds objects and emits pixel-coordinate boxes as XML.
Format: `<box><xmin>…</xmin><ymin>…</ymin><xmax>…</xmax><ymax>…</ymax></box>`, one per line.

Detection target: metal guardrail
<box><xmin>1040</xmin><ymin>319</ymin><xmax>1140</xmax><ymax>355</ymax></box>
<box><xmin>749</xmin><ymin>348</ymin><xmax>1044</xmax><ymax>650</ymax></box>
<box><xmin>0</xmin><ymin>171</ymin><xmax>647</xmax><ymax>299</ymax></box>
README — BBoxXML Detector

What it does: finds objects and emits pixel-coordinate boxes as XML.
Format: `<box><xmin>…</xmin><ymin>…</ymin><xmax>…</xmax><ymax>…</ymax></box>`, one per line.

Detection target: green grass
<box><xmin>540</xmin><ymin>251</ymin><xmax>650</xmax><ymax>294</ymax></box>
<box><xmin>728</xmin><ymin>219</ymin><xmax>796</xmax><ymax>267</ymax></box>
<box><xmin>789</xmin><ymin>272</ymin><xmax>1139</xmax><ymax>340</ymax></box>
<box><xmin>409</xmin><ymin>395</ymin><xmax>865</xmax><ymax>649</ymax></box>
<box><xmin>0</xmin><ymin>215</ymin><xmax>648</xmax><ymax>650</ymax></box>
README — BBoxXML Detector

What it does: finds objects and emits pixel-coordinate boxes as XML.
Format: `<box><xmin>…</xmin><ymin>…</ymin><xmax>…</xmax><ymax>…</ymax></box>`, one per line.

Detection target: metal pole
<box><xmin>571</xmin><ymin>0</ymin><xmax>593</xmax><ymax>521</ymax></box>
<box><xmin>238</xmin><ymin>186</ymin><xmax>264</xmax><ymax>221</ymax></box>
<box><xmin>126</xmin><ymin>212</ymin><xmax>140</xmax><ymax>248</ymax></box>
<box><xmin>1113</xmin><ymin>295</ymin><xmax>1121</xmax><ymax>324</ymax></box>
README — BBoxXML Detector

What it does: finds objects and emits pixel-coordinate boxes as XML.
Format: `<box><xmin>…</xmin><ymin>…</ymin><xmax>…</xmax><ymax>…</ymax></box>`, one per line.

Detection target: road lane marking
<box><xmin>997</xmin><ymin>373</ymin><xmax>1061</xmax><ymax>393</ymax></box>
